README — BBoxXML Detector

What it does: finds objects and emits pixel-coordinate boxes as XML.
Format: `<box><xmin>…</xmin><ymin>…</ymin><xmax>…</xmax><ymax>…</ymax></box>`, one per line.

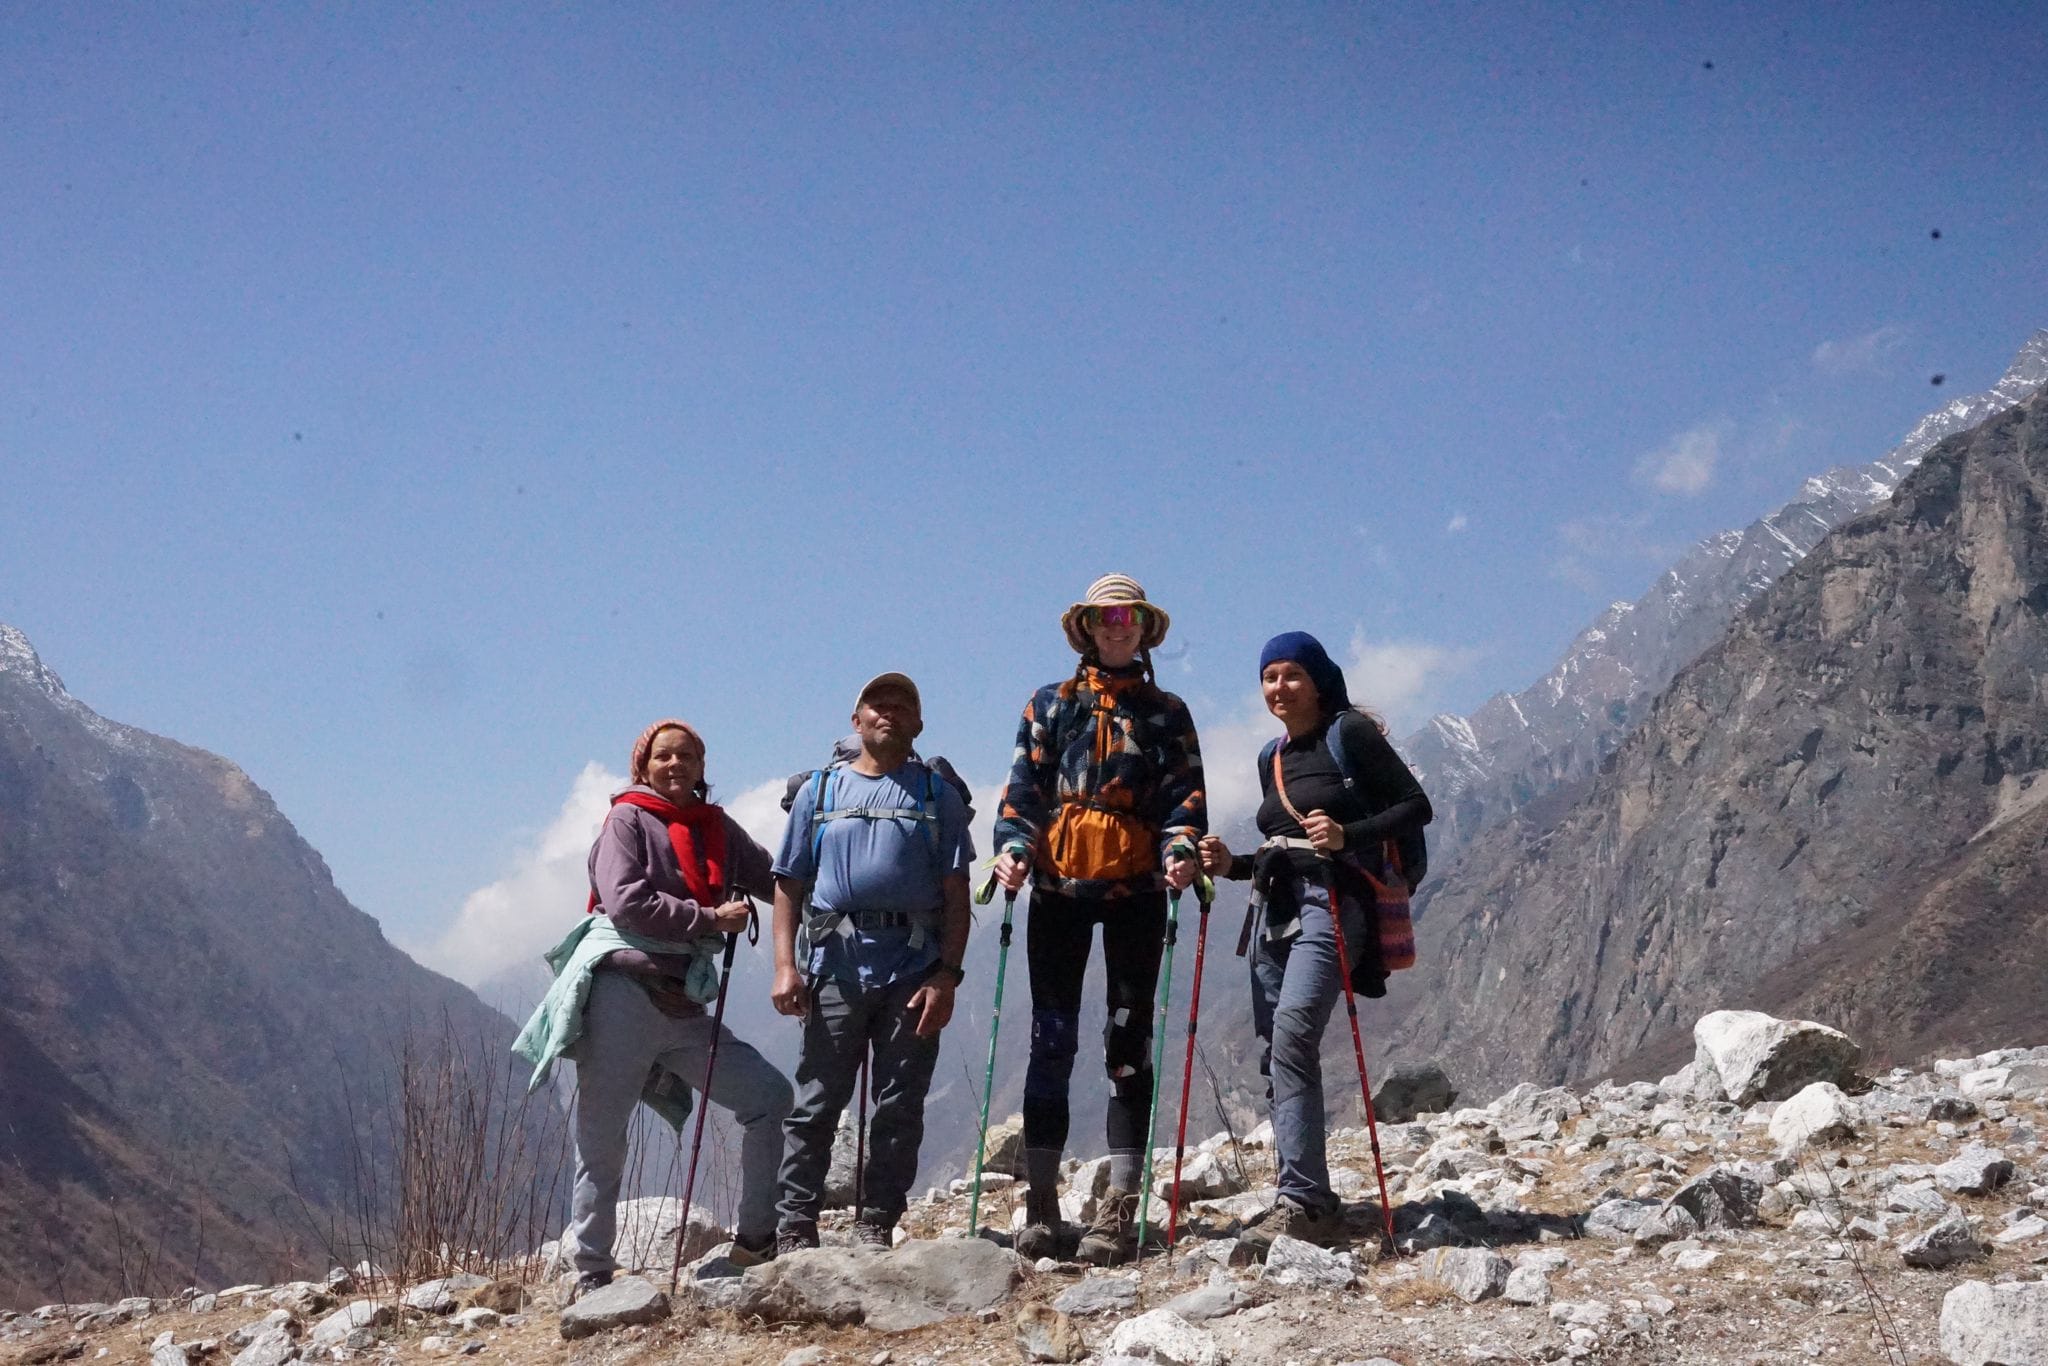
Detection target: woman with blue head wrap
<box><xmin>1198</xmin><ymin>631</ymin><xmax>1432</xmax><ymax>1253</ymax></box>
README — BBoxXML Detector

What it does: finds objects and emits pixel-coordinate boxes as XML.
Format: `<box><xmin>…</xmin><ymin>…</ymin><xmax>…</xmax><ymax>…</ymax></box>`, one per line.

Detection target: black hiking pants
<box><xmin>1020</xmin><ymin>888</ymin><xmax>1168</xmax><ymax>1170</ymax></box>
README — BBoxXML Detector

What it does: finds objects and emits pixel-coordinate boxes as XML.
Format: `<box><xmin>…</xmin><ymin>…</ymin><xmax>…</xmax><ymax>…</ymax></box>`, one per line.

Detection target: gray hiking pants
<box><xmin>1249</xmin><ymin>876</ymin><xmax>1369</xmax><ymax>1216</ymax></box>
<box><xmin>566</xmin><ymin>970</ymin><xmax>792</xmax><ymax>1276</ymax></box>
<box><xmin>776</xmin><ymin>972</ymin><xmax>940</xmax><ymax>1231</ymax></box>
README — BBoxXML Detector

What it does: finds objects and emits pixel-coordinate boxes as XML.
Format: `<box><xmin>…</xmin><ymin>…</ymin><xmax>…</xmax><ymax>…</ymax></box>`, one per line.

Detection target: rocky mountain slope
<box><xmin>5</xmin><ymin>1010</ymin><xmax>2044</xmax><ymax>1366</ymax></box>
<box><xmin>1404</xmin><ymin>330</ymin><xmax>2048</xmax><ymax>867</ymax></box>
<box><xmin>0</xmin><ymin>626</ymin><xmax>527</xmax><ymax>1307</ymax></box>
<box><xmin>1372</xmin><ymin>385</ymin><xmax>2048</xmax><ymax>1099</ymax></box>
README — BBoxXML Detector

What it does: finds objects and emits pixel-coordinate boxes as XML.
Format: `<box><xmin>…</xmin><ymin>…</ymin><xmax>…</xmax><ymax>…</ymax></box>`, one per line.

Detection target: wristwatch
<box><xmin>932</xmin><ymin>961</ymin><xmax>966</xmax><ymax>986</ymax></box>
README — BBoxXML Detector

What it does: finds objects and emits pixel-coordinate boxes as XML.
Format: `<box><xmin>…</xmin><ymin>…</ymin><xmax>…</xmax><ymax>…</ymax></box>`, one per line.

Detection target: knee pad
<box><xmin>1102</xmin><ymin>1004</ymin><xmax>1152</xmax><ymax>1087</ymax></box>
<box><xmin>1025</xmin><ymin>1009</ymin><xmax>1080</xmax><ymax>1101</ymax></box>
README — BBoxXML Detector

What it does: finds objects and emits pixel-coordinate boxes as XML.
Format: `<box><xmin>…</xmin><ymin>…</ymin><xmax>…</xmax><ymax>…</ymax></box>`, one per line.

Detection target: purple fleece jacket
<box><xmin>587</xmin><ymin>785</ymin><xmax>776</xmax><ymax>939</ymax></box>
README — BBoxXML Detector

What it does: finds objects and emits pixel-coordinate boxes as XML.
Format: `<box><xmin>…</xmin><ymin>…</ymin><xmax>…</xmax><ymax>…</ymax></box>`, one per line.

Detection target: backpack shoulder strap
<box><xmin>808</xmin><ymin>768</ymin><xmax>835</xmax><ymax>866</ymax></box>
<box><xmin>1324</xmin><ymin>712</ymin><xmax>1359</xmax><ymax>793</ymax></box>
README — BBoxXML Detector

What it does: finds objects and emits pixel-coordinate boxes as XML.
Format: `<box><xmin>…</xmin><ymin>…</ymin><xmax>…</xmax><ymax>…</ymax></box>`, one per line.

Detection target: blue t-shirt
<box><xmin>774</xmin><ymin>761</ymin><xmax>974</xmax><ymax>987</ymax></box>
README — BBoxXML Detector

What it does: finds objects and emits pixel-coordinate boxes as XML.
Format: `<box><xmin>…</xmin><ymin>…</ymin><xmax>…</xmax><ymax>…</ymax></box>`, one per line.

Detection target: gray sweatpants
<box><xmin>566</xmin><ymin>970</ymin><xmax>792</xmax><ymax>1276</ymax></box>
<box><xmin>1249</xmin><ymin>877</ymin><xmax>1370</xmax><ymax>1216</ymax></box>
<box><xmin>776</xmin><ymin>973</ymin><xmax>940</xmax><ymax>1231</ymax></box>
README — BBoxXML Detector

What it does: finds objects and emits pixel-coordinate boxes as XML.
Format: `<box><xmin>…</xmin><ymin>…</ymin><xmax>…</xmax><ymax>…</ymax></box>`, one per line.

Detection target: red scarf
<box><xmin>586</xmin><ymin>791</ymin><xmax>729</xmax><ymax>913</ymax></box>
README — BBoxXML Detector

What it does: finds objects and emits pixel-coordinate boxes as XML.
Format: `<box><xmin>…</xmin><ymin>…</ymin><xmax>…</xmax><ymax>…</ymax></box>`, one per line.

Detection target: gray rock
<box><xmin>1014</xmin><ymin>1302</ymin><xmax>1084</xmax><ymax>1363</ymax></box>
<box><xmin>1935</xmin><ymin>1144</ymin><xmax>2016</xmax><ymax>1196</ymax></box>
<box><xmin>1671</xmin><ymin>1248</ymin><xmax>1720</xmax><ymax>1272</ymax></box>
<box><xmin>1423</xmin><ymin>1246</ymin><xmax>1510</xmax><ymax>1303</ymax></box>
<box><xmin>402</xmin><ymin>1275</ymin><xmax>491</xmax><ymax>1315</ymax></box>
<box><xmin>1258</xmin><ymin>1234</ymin><xmax>1356</xmax><ymax>1290</ymax></box>
<box><xmin>1691</xmin><ymin>1011</ymin><xmax>1862</xmax><ymax>1105</ymax></box>
<box><xmin>1504</xmin><ymin>1265</ymin><xmax>1552</xmax><ymax>1306</ymax></box>
<box><xmin>188</xmin><ymin>1296</ymin><xmax>217</xmax><ymax>1316</ymax></box>
<box><xmin>151</xmin><ymin>1345</ymin><xmax>189</xmax><ymax>1366</ymax></box>
<box><xmin>734</xmin><ymin>1239</ymin><xmax>1021</xmax><ymax>1331</ymax></box>
<box><xmin>229</xmin><ymin>1331</ymin><xmax>299</xmax><ymax>1366</ymax></box>
<box><xmin>451</xmin><ymin>1308</ymin><xmax>500</xmax><ymax>1332</ymax></box>
<box><xmin>1051</xmin><ymin>1272</ymin><xmax>1139</xmax><ymax>1317</ymax></box>
<box><xmin>557</xmin><ymin>1276</ymin><xmax>670</xmax><ymax>1340</ymax></box>
<box><xmin>1159</xmin><ymin>1150</ymin><xmax>1244</xmax><ymax>1202</ymax></box>
<box><xmin>777</xmin><ymin>1349</ymin><xmax>828</xmax><ymax>1366</ymax></box>
<box><xmin>1994</xmin><ymin>1214</ymin><xmax>2048</xmax><ymax>1244</ymax></box>
<box><xmin>1372</xmin><ymin>1062</ymin><xmax>1458</xmax><ymax>1123</ymax></box>
<box><xmin>1176</xmin><ymin>1238</ymin><xmax>1255</xmax><ymax>1278</ymax></box>
<box><xmin>1105</xmin><ymin>1309</ymin><xmax>1222</xmax><ymax>1366</ymax></box>
<box><xmin>309</xmin><ymin>1301</ymin><xmax>391</xmax><ymax>1349</ymax></box>
<box><xmin>1886</xmin><ymin>1179</ymin><xmax>1952</xmax><ymax>1217</ymax></box>
<box><xmin>1899</xmin><ymin>1211</ymin><xmax>1989</xmax><ymax>1269</ymax></box>
<box><xmin>226</xmin><ymin>1311</ymin><xmax>296</xmax><ymax>1350</ymax></box>
<box><xmin>1938</xmin><ymin>1279</ymin><xmax>2048</xmax><ymax>1366</ymax></box>
<box><xmin>1580</xmin><ymin>1197</ymin><xmax>1662</xmax><ymax>1241</ymax></box>
<box><xmin>1667</xmin><ymin>1165</ymin><xmax>1763</xmax><ymax>1230</ymax></box>
<box><xmin>1769</xmin><ymin>1083</ymin><xmax>1861</xmax><ymax>1151</ymax></box>
<box><xmin>1160</xmin><ymin>1280</ymin><xmax>1252</xmax><ymax>1323</ymax></box>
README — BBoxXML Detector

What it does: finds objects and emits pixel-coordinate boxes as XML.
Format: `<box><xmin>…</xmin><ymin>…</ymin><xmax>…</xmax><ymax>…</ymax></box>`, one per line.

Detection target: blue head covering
<box><xmin>1258</xmin><ymin>631</ymin><xmax>1351</xmax><ymax>716</ymax></box>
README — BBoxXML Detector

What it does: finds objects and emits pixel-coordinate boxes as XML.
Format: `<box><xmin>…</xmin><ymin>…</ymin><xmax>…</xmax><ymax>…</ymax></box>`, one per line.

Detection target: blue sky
<box><xmin>4</xmin><ymin>4</ymin><xmax>2045</xmax><ymax>981</ymax></box>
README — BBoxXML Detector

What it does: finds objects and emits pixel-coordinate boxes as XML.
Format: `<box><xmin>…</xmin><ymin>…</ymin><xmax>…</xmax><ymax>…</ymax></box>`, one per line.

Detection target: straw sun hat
<box><xmin>1060</xmin><ymin>572</ymin><xmax>1171</xmax><ymax>654</ymax></box>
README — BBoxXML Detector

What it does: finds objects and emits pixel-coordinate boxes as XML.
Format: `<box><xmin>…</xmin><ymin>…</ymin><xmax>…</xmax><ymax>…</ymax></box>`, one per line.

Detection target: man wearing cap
<box><xmin>769</xmin><ymin>671</ymin><xmax>973</xmax><ymax>1254</ymax></box>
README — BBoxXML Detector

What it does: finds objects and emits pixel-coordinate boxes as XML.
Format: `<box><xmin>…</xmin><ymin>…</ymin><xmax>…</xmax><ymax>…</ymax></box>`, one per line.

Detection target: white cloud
<box><xmin>723</xmin><ymin>776</ymin><xmax>796</xmax><ymax>851</ymax></box>
<box><xmin>1812</xmin><ymin>325</ymin><xmax>1907</xmax><ymax>376</ymax></box>
<box><xmin>1445</xmin><ymin>512</ymin><xmax>1469</xmax><ymax>534</ymax></box>
<box><xmin>413</xmin><ymin>762</ymin><xmax>620</xmax><ymax>987</ymax></box>
<box><xmin>1631</xmin><ymin>425</ymin><xmax>1721</xmax><ymax>496</ymax></box>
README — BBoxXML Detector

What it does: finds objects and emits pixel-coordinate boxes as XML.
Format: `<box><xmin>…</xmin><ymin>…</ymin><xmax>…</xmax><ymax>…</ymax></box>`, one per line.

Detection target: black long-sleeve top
<box><xmin>1224</xmin><ymin>711</ymin><xmax>1432</xmax><ymax>883</ymax></box>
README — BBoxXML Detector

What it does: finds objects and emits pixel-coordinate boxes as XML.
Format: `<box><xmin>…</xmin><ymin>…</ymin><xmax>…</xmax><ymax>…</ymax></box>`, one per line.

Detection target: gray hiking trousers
<box><xmin>565</xmin><ymin>970</ymin><xmax>792</xmax><ymax>1276</ymax></box>
<box><xmin>1249</xmin><ymin>876</ymin><xmax>1370</xmax><ymax>1216</ymax></box>
<box><xmin>776</xmin><ymin>972</ymin><xmax>940</xmax><ymax>1231</ymax></box>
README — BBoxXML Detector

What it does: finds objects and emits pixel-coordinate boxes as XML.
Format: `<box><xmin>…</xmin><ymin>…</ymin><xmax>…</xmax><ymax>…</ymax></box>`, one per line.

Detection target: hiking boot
<box><xmin>1239</xmin><ymin>1197</ymin><xmax>1345</xmax><ymax>1253</ymax></box>
<box><xmin>569</xmin><ymin>1270</ymin><xmax>612</xmax><ymax>1301</ymax></box>
<box><xmin>1014</xmin><ymin>1185</ymin><xmax>1065</xmax><ymax>1261</ymax></box>
<box><xmin>1076</xmin><ymin>1189</ymin><xmax>1141</xmax><ymax>1266</ymax></box>
<box><xmin>774</xmin><ymin>1222</ymin><xmax>820</xmax><ymax>1258</ymax></box>
<box><xmin>1014</xmin><ymin>1219</ymin><xmax>1062</xmax><ymax>1260</ymax></box>
<box><xmin>727</xmin><ymin>1231</ymin><xmax>776</xmax><ymax>1267</ymax></box>
<box><xmin>851</xmin><ymin>1220</ymin><xmax>893</xmax><ymax>1250</ymax></box>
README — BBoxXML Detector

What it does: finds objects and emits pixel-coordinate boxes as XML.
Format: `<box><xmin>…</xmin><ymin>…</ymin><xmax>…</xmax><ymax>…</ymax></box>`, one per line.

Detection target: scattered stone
<box><xmin>734</xmin><ymin>1239</ymin><xmax>1021</xmax><ymax>1331</ymax></box>
<box><xmin>1938</xmin><ymin>1279</ymin><xmax>2048</xmax><ymax>1365</ymax></box>
<box><xmin>309</xmin><ymin>1301</ymin><xmax>391</xmax><ymax>1349</ymax></box>
<box><xmin>1504</xmin><ymin>1265</ymin><xmax>1553</xmax><ymax>1305</ymax></box>
<box><xmin>1159</xmin><ymin>1149</ymin><xmax>1245</xmax><ymax>1202</ymax></box>
<box><xmin>1935</xmin><ymin>1144</ymin><xmax>2016</xmax><ymax>1196</ymax></box>
<box><xmin>1769</xmin><ymin>1083</ymin><xmax>1861</xmax><ymax>1152</ymax></box>
<box><xmin>402</xmin><ymin>1276</ymin><xmax>490</xmax><ymax>1315</ymax></box>
<box><xmin>1051</xmin><ymin>1273</ymin><xmax>1139</xmax><ymax>1317</ymax></box>
<box><xmin>150</xmin><ymin>1344</ymin><xmax>188</xmax><ymax>1366</ymax></box>
<box><xmin>1580</xmin><ymin>1198</ymin><xmax>1661</xmax><ymax>1241</ymax></box>
<box><xmin>1667</xmin><ymin>1164</ymin><xmax>1763</xmax><ymax>1230</ymax></box>
<box><xmin>778</xmin><ymin>1348</ymin><xmax>828</xmax><ymax>1366</ymax></box>
<box><xmin>1672</xmin><ymin>1249</ymin><xmax>1721</xmax><ymax>1272</ymax></box>
<box><xmin>1014</xmin><ymin>1304</ymin><xmax>1084</xmax><ymax>1365</ymax></box>
<box><xmin>1899</xmin><ymin>1210</ymin><xmax>1989</xmax><ymax>1269</ymax></box>
<box><xmin>228</xmin><ymin>1331</ymin><xmax>299</xmax><ymax>1366</ymax></box>
<box><xmin>1258</xmin><ymin>1234</ymin><xmax>1355</xmax><ymax>1290</ymax></box>
<box><xmin>1373</xmin><ymin>1061</ymin><xmax>1458</xmax><ymax>1122</ymax></box>
<box><xmin>1159</xmin><ymin>1279</ymin><xmax>1251</xmax><ymax>1323</ymax></box>
<box><xmin>557</xmin><ymin>1276</ymin><xmax>670</xmax><ymax>1340</ymax></box>
<box><xmin>225</xmin><ymin>1311</ymin><xmax>296</xmax><ymax>1350</ymax></box>
<box><xmin>1423</xmin><ymin>1246</ymin><xmax>1510</xmax><ymax>1303</ymax></box>
<box><xmin>1104</xmin><ymin>1309</ymin><xmax>1223</xmax><ymax>1366</ymax></box>
<box><xmin>1692</xmin><ymin>1010</ymin><xmax>1862</xmax><ymax>1105</ymax></box>
<box><xmin>451</xmin><ymin>1307</ymin><xmax>500</xmax><ymax>1332</ymax></box>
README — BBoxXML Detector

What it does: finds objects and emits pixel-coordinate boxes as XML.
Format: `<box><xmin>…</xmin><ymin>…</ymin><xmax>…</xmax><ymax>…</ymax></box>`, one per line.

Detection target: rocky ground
<box><xmin>6</xmin><ymin>1011</ymin><xmax>2047</xmax><ymax>1366</ymax></box>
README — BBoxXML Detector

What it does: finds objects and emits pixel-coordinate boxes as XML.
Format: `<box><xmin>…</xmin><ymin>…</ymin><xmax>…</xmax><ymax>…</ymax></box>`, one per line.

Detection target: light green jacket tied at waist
<box><xmin>511</xmin><ymin>915</ymin><xmax>723</xmax><ymax>1131</ymax></box>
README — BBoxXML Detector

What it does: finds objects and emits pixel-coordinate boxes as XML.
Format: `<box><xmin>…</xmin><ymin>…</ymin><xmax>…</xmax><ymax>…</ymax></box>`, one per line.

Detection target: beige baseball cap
<box><xmin>854</xmin><ymin>671</ymin><xmax>921</xmax><ymax>713</ymax></box>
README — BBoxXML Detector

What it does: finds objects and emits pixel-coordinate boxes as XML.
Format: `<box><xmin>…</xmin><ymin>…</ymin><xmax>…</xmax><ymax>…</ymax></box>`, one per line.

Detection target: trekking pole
<box><xmin>1320</xmin><ymin>869</ymin><xmax>1399</xmax><ymax>1253</ymax></box>
<box><xmin>966</xmin><ymin>879</ymin><xmax>1019</xmax><ymax>1236</ymax></box>
<box><xmin>1134</xmin><ymin>885</ymin><xmax>1185</xmax><ymax>1258</ymax></box>
<box><xmin>1165</xmin><ymin>872</ymin><xmax>1217</xmax><ymax>1250</ymax></box>
<box><xmin>669</xmin><ymin>899</ymin><xmax>760</xmax><ymax>1292</ymax></box>
<box><xmin>855</xmin><ymin>1049</ymin><xmax>869</xmax><ymax>1213</ymax></box>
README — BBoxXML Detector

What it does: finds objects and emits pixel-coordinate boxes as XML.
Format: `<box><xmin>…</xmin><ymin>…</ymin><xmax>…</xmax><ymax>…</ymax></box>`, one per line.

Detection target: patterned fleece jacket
<box><xmin>992</xmin><ymin>662</ymin><xmax>1206</xmax><ymax>900</ymax></box>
